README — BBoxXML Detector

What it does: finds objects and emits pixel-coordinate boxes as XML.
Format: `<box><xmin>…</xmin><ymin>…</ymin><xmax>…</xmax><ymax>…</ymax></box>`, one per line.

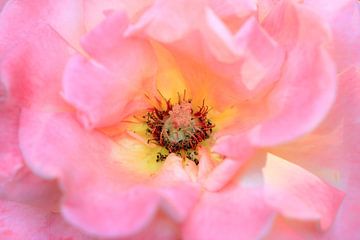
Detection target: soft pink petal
<box><xmin>268</xmin><ymin>67</ymin><xmax>360</xmax><ymax>239</ymax></box>
<box><xmin>0</xmin><ymin>0</ymin><xmax>8</xmax><ymax>11</ymax></box>
<box><xmin>80</xmin><ymin>11</ymin><xmax>156</xmax><ymax>76</ymax></box>
<box><xmin>0</xmin><ymin>166</ymin><xmax>61</xmax><ymax>210</ymax></box>
<box><xmin>212</xmin><ymin>133</ymin><xmax>254</xmax><ymax>160</ymax></box>
<box><xmin>63</xmin><ymin>56</ymin><xmax>148</xmax><ymax>128</ymax></box>
<box><xmin>43</xmin><ymin>0</ymin><xmax>85</xmax><ymax>52</ymax></box>
<box><xmin>264</xmin><ymin>216</ymin><xmax>323</xmax><ymax>240</ymax></box>
<box><xmin>63</xmin><ymin>12</ymin><xmax>156</xmax><ymax>128</ymax></box>
<box><xmin>262</xmin><ymin>0</ymin><xmax>330</xmax><ymax>50</ymax></box>
<box><xmin>183</xmin><ymin>186</ymin><xmax>274</xmax><ymax>240</ymax></box>
<box><xmin>304</xmin><ymin>0</ymin><xmax>360</xmax><ymax>70</ymax></box>
<box><xmin>203</xmin><ymin>158</ymin><xmax>246</xmax><ymax>191</ymax></box>
<box><xmin>157</xmin><ymin>184</ymin><xmax>199</xmax><ymax>222</ymax></box>
<box><xmin>62</xmin><ymin>186</ymin><xmax>161</xmax><ymax>238</ymax></box>
<box><xmin>249</xmin><ymin>45</ymin><xmax>336</xmax><ymax>146</ymax></box>
<box><xmin>83</xmin><ymin>0</ymin><xmax>153</xmax><ymax>31</ymax></box>
<box><xmin>200</xmin><ymin>7</ymin><xmax>239</xmax><ymax>63</ymax></box>
<box><xmin>233</xmin><ymin>17</ymin><xmax>285</xmax><ymax>94</ymax></box>
<box><xmin>197</xmin><ymin>148</ymin><xmax>215</xmax><ymax>181</ymax></box>
<box><xmin>0</xmin><ymin>104</ymin><xmax>22</xmax><ymax>179</ymax></box>
<box><xmin>209</xmin><ymin>0</ymin><xmax>256</xmax><ymax>19</ymax></box>
<box><xmin>0</xmin><ymin>199</ymin><xmax>93</xmax><ymax>240</ymax></box>
<box><xmin>263</xmin><ymin>154</ymin><xmax>344</xmax><ymax>230</ymax></box>
<box><xmin>126</xmin><ymin>0</ymin><xmax>206</xmax><ymax>42</ymax></box>
<box><xmin>249</xmin><ymin>1</ymin><xmax>336</xmax><ymax>146</ymax></box>
<box><xmin>0</xmin><ymin>104</ymin><xmax>61</xmax><ymax>208</ymax></box>
<box><xmin>19</xmin><ymin>110</ymin><xmax>199</xmax><ymax>237</ymax></box>
<box><xmin>150</xmin><ymin>155</ymin><xmax>200</xmax><ymax>222</ymax></box>
<box><xmin>0</xmin><ymin>1</ymin><xmax>75</xmax><ymax>110</ymax></box>
<box><xmin>128</xmin><ymin>213</ymin><xmax>180</xmax><ymax>240</ymax></box>
<box><xmin>171</xmin><ymin>16</ymin><xmax>284</xmax><ymax>112</ymax></box>
<box><xmin>19</xmin><ymin>110</ymin><xmax>161</xmax><ymax>237</ymax></box>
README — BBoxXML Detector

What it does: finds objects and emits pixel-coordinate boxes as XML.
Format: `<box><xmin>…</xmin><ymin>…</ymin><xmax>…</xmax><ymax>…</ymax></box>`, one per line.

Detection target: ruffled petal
<box><xmin>0</xmin><ymin>199</ymin><xmax>93</xmax><ymax>240</ymax></box>
<box><xmin>304</xmin><ymin>0</ymin><xmax>360</xmax><ymax>70</ymax></box>
<box><xmin>183</xmin><ymin>186</ymin><xmax>274</xmax><ymax>240</ymax></box>
<box><xmin>83</xmin><ymin>0</ymin><xmax>153</xmax><ymax>31</ymax></box>
<box><xmin>263</xmin><ymin>154</ymin><xmax>344</xmax><ymax>230</ymax></box>
<box><xmin>63</xmin><ymin>12</ymin><xmax>157</xmax><ymax>128</ymax></box>
<box><xmin>126</xmin><ymin>0</ymin><xmax>206</xmax><ymax>42</ymax></box>
<box><xmin>248</xmin><ymin>0</ymin><xmax>336</xmax><ymax>146</ymax></box>
<box><xmin>19</xmin><ymin>110</ymin><xmax>199</xmax><ymax>238</ymax></box>
<box><xmin>0</xmin><ymin>0</ymin><xmax>76</xmax><ymax>110</ymax></box>
<box><xmin>249</xmin><ymin>45</ymin><xmax>336</xmax><ymax>146</ymax></box>
<box><xmin>267</xmin><ymin>67</ymin><xmax>360</xmax><ymax>239</ymax></box>
<box><xmin>19</xmin><ymin>110</ymin><xmax>160</xmax><ymax>237</ymax></box>
<box><xmin>0</xmin><ymin>104</ymin><xmax>60</xmax><ymax>208</ymax></box>
<box><xmin>212</xmin><ymin>133</ymin><xmax>253</xmax><ymax>160</ymax></box>
<box><xmin>209</xmin><ymin>0</ymin><xmax>256</xmax><ymax>19</ymax></box>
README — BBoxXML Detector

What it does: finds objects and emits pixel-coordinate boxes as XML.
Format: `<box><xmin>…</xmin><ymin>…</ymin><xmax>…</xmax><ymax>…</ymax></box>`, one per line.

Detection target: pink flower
<box><xmin>0</xmin><ymin>0</ymin><xmax>359</xmax><ymax>239</ymax></box>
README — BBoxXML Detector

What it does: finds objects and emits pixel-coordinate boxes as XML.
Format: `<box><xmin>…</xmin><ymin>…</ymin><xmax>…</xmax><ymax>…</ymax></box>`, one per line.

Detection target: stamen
<box><xmin>144</xmin><ymin>92</ymin><xmax>214</xmax><ymax>164</ymax></box>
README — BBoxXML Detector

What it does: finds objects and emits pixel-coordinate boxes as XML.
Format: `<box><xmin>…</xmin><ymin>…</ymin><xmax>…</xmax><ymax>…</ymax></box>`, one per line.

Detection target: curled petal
<box><xmin>263</xmin><ymin>154</ymin><xmax>344</xmax><ymax>230</ymax></box>
<box><xmin>203</xmin><ymin>158</ymin><xmax>245</xmax><ymax>192</ymax></box>
<box><xmin>0</xmin><ymin>104</ymin><xmax>60</xmax><ymax>208</ymax></box>
<box><xmin>63</xmin><ymin>12</ymin><xmax>157</xmax><ymax>128</ymax></box>
<box><xmin>0</xmin><ymin>0</ymin><xmax>81</xmax><ymax>110</ymax></box>
<box><xmin>249</xmin><ymin>46</ymin><xmax>336</xmax><ymax>146</ymax></box>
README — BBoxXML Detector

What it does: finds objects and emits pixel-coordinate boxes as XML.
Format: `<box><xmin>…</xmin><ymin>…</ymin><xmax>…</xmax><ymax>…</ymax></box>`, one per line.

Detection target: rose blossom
<box><xmin>0</xmin><ymin>0</ymin><xmax>360</xmax><ymax>239</ymax></box>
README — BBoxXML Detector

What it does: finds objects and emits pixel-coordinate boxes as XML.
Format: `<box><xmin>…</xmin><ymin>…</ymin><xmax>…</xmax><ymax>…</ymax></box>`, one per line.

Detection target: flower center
<box><xmin>145</xmin><ymin>97</ymin><xmax>214</xmax><ymax>164</ymax></box>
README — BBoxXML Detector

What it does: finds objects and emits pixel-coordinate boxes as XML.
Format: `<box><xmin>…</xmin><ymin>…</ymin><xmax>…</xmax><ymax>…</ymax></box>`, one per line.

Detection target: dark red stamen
<box><xmin>144</xmin><ymin>95</ymin><xmax>214</xmax><ymax>164</ymax></box>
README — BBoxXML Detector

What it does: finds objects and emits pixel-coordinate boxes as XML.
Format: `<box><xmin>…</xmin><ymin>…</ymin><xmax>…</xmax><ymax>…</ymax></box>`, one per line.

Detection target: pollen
<box><xmin>144</xmin><ymin>95</ymin><xmax>214</xmax><ymax>165</ymax></box>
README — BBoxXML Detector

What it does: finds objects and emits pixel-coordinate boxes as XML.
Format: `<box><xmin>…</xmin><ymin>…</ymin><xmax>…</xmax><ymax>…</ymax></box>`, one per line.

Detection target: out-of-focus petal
<box><xmin>83</xmin><ymin>0</ymin><xmax>153</xmax><ymax>31</ymax></box>
<box><xmin>0</xmin><ymin>199</ymin><xmax>93</xmax><ymax>240</ymax></box>
<box><xmin>209</xmin><ymin>0</ymin><xmax>256</xmax><ymax>19</ymax></box>
<box><xmin>0</xmin><ymin>104</ymin><xmax>22</xmax><ymax>179</ymax></box>
<box><xmin>0</xmin><ymin>1</ymin><xmax>76</xmax><ymax>110</ymax></box>
<box><xmin>129</xmin><ymin>213</ymin><xmax>180</xmax><ymax>240</ymax></box>
<box><xmin>304</xmin><ymin>0</ymin><xmax>360</xmax><ymax>70</ymax></box>
<box><xmin>126</xmin><ymin>0</ymin><xmax>206</xmax><ymax>42</ymax></box>
<box><xmin>0</xmin><ymin>104</ymin><xmax>60</xmax><ymax>208</ymax></box>
<box><xmin>263</xmin><ymin>154</ymin><xmax>344</xmax><ymax>230</ymax></box>
<box><xmin>183</xmin><ymin>186</ymin><xmax>274</xmax><ymax>240</ymax></box>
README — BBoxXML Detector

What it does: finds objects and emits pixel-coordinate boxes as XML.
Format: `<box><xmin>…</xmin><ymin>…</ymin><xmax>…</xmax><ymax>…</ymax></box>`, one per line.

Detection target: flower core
<box><xmin>145</xmin><ymin>96</ymin><xmax>214</xmax><ymax>164</ymax></box>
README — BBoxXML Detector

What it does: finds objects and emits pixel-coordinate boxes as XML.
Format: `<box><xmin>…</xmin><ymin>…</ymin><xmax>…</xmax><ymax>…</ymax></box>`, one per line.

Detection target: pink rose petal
<box><xmin>249</xmin><ymin>45</ymin><xmax>336</xmax><ymax>146</ymax></box>
<box><xmin>0</xmin><ymin>0</ymin><xmax>81</xmax><ymax>110</ymax></box>
<box><xmin>63</xmin><ymin>12</ymin><xmax>157</xmax><ymax>128</ymax></box>
<box><xmin>0</xmin><ymin>199</ymin><xmax>93</xmax><ymax>240</ymax></box>
<box><xmin>183</xmin><ymin>186</ymin><xmax>274</xmax><ymax>240</ymax></box>
<box><xmin>263</xmin><ymin>154</ymin><xmax>345</xmax><ymax>230</ymax></box>
<box><xmin>127</xmin><ymin>0</ymin><xmax>206</xmax><ymax>42</ymax></box>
